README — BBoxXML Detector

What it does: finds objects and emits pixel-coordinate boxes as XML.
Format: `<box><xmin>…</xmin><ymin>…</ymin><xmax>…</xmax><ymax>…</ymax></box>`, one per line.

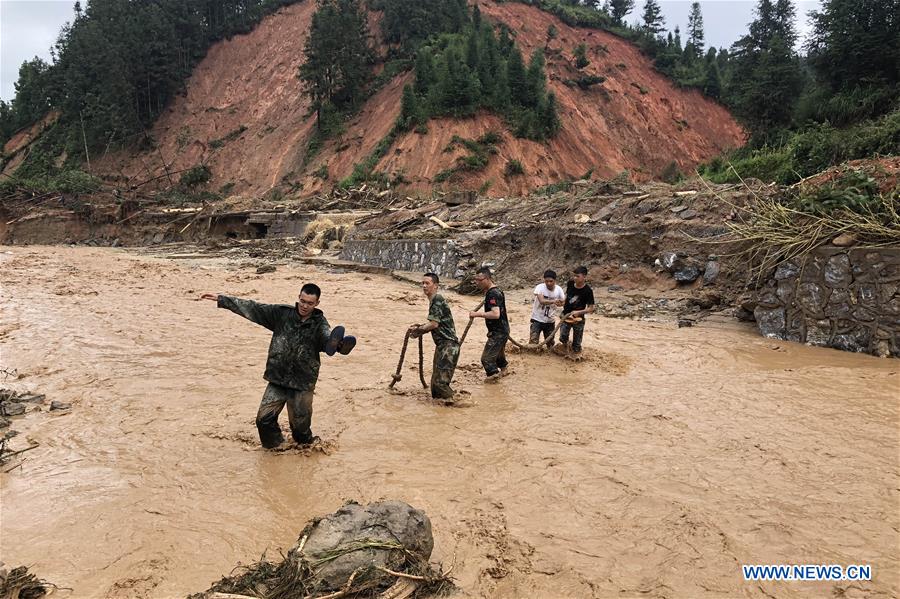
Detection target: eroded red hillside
<box><xmin>97</xmin><ymin>0</ymin><xmax>745</xmax><ymax>197</ymax></box>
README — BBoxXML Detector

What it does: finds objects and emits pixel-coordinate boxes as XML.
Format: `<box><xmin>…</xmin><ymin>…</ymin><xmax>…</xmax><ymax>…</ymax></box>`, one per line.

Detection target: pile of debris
<box><xmin>0</xmin><ymin>564</ymin><xmax>50</xmax><ymax>599</ymax></box>
<box><xmin>191</xmin><ymin>501</ymin><xmax>451</xmax><ymax>599</ymax></box>
<box><xmin>1</xmin><ymin>388</ymin><xmax>66</xmax><ymax>470</ymax></box>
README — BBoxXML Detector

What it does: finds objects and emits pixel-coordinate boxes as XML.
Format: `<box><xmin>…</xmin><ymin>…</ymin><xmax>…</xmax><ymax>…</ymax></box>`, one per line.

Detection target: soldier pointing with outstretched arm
<box><xmin>200</xmin><ymin>284</ymin><xmax>355</xmax><ymax>449</ymax></box>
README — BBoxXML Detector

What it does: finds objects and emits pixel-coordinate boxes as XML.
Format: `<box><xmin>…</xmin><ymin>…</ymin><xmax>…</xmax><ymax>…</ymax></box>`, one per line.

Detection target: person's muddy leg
<box><xmin>559</xmin><ymin>321</ymin><xmax>571</xmax><ymax>348</ymax></box>
<box><xmin>256</xmin><ymin>384</ymin><xmax>287</xmax><ymax>448</ymax></box>
<box><xmin>529</xmin><ymin>320</ymin><xmax>542</xmax><ymax>344</ymax></box>
<box><xmin>431</xmin><ymin>342</ymin><xmax>458</xmax><ymax>399</ymax></box>
<box><xmin>481</xmin><ymin>334</ymin><xmax>501</xmax><ymax>376</ymax></box>
<box><xmin>572</xmin><ymin>321</ymin><xmax>586</xmax><ymax>353</ymax></box>
<box><xmin>286</xmin><ymin>388</ymin><xmax>315</xmax><ymax>444</ymax></box>
<box><xmin>497</xmin><ymin>334</ymin><xmax>509</xmax><ymax>372</ymax></box>
<box><xmin>541</xmin><ymin>321</ymin><xmax>555</xmax><ymax>346</ymax></box>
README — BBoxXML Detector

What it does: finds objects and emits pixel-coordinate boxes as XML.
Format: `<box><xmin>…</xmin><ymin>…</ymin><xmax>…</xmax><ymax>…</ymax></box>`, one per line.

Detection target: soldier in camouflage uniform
<box><xmin>201</xmin><ymin>283</ymin><xmax>355</xmax><ymax>448</ymax></box>
<box><xmin>409</xmin><ymin>273</ymin><xmax>459</xmax><ymax>400</ymax></box>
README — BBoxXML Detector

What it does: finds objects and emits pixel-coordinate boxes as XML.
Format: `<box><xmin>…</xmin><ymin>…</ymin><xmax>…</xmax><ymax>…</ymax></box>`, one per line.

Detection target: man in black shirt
<box><xmin>559</xmin><ymin>265</ymin><xmax>595</xmax><ymax>355</ymax></box>
<box><xmin>468</xmin><ymin>267</ymin><xmax>510</xmax><ymax>382</ymax></box>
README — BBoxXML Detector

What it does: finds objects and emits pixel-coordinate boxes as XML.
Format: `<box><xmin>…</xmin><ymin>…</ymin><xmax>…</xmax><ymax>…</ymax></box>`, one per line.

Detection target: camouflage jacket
<box><xmin>218</xmin><ymin>295</ymin><xmax>331</xmax><ymax>392</ymax></box>
<box><xmin>427</xmin><ymin>293</ymin><xmax>459</xmax><ymax>345</ymax></box>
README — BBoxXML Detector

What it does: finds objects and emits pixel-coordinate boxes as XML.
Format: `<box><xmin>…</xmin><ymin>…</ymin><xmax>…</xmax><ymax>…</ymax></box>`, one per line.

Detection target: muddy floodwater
<box><xmin>1</xmin><ymin>246</ymin><xmax>898</xmax><ymax>598</ymax></box>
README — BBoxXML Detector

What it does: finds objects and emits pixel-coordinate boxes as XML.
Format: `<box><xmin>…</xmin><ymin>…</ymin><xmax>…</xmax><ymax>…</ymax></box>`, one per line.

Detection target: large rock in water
<box><xmin>299</xmin><ymin>500</ymin><xmax>434</xmax><ymax>591</ymax></box>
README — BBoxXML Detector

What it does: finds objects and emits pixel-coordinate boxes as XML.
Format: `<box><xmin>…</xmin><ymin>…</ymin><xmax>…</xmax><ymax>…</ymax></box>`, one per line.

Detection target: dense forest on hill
<box><xmin>0</xmin><ymin>0</ymin><xmax>897</xmax><ymax>191</ymax></box>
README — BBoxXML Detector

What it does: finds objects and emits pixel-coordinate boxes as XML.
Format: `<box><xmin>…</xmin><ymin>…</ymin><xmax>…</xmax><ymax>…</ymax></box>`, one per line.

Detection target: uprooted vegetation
<box><xmin>0</xmin><ymin>565</ymin><xmax>52</xmax><ymax>599</ymax></box>
<box><xmin>189</xmin><ymin>500</ymin><xmax>452</xmax><ymax>599</ymax></box>
<box><xmin>714</xmin><ymin>159</ymin><xmax>900</xmax><ymax>279</ymax></box>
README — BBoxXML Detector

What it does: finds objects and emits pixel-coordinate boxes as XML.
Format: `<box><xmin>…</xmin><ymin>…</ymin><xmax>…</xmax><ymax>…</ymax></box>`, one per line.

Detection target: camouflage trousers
<box><xmin>431</xmin><ymin>340</ymin><xmax>460</xmax><ymax>399</ymax></box>
<box><xmin>480</xmin><ymin>330</ymin><xmax>509</xmax><ymax>376</ymax></box>
<box><xmin>256</xmin><ymin>382</ymin><xmax>315</xmax><ymax>448</ymax></box>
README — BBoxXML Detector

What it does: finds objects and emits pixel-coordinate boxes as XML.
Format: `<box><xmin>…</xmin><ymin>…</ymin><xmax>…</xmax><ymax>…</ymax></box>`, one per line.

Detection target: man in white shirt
<box><xmin>529</xmin><ymin>269</ymin><xmax>565</xmax><ymax>347</ymax></box>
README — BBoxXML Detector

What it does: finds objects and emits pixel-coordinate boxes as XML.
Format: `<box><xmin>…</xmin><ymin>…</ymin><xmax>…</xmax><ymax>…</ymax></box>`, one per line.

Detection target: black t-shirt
<box><xmin>484</xmin><ymin>287</ymin><xmax>510</xmax><ymax>334</ymax></box>
<box><xmin>562</xmin><ymin>281</ymin><xmax>595</xmax><ymax>314</ymax></box>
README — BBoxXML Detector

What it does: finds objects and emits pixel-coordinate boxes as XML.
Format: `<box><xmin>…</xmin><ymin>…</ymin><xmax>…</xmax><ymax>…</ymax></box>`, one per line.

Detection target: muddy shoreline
<box><xmin>1</xmin><ymin>246</ymin><xmax>897</xmax><ymax>598</ymax></box>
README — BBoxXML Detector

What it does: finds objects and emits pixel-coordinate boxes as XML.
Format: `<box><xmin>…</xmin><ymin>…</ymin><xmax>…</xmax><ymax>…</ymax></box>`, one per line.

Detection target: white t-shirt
<box><xmin>531</xmin><ymin>283</ymin><xmax>565</xmax><ymax>323</ymax></box>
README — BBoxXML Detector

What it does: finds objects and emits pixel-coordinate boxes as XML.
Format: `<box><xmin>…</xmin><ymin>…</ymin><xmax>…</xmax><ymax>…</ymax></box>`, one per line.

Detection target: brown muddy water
<box><xmin>1</xmin><ymin>246</ymin><xmax>897</xmax><ymax>599</ymax></box>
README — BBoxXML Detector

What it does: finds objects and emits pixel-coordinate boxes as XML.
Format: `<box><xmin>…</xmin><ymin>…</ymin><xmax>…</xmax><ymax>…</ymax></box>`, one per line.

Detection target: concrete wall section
<box><xmin>754</xmin><ymin>247</ymin><xmax>900</xmax><ymax>357</ymax></box>
<box><xmin>340</xmin><ymin>239</ymin><xmax>462</xmax><ymax>278</ymax></box>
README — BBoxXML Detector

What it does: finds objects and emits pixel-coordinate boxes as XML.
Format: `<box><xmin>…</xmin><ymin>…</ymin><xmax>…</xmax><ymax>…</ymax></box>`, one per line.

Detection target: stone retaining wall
<box><xmin>754</xmin><ymin>247</ymin><xmax>900</xmax><ymax>357</ymax></box>
<box><xmin>340</xmin><ymin>239</ymin><xmax>462</xmax><ymax>278</ymax></box>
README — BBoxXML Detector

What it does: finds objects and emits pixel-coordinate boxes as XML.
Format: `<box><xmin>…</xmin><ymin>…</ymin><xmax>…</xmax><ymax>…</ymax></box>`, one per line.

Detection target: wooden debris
<box><xmin>429</xmin><ymin>215</ymin><xmax>451</xmax><ymax>229</ymax></box>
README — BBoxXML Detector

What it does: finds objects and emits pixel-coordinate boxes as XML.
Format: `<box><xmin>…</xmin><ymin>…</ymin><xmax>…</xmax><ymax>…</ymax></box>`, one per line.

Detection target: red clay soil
<box><xmin>95</xmin><ymin>0</ymin><xmax>745</xmax><ymax>198</ymax></box>
<box><xmin>2</xmin><ymin>111</ymin><xmax>60</xmax><ymax>176</ymax></box>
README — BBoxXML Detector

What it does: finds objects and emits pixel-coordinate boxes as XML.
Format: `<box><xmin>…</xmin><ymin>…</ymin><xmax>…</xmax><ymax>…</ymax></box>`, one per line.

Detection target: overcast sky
<box><xmin>1</xmin><ymin>0</ymin><xmax>823</xmax><ymax>102</ymax></box>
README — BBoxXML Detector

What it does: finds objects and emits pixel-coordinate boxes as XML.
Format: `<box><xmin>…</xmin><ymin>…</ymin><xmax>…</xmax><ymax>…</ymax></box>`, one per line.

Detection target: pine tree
<box><xmin>299</xmin><ymin>0</ymin><xmax>373</xmax><ymax>128</ymax></box>
<box><xmin>703</xmin><ymin>60</ymin><xmax>722</xmax><ymax>99</ymax></box>
<box><xmin>728</xmin><ymin>0</ymin><xmax>804</xmax><ymax>139</ymax></box>
<box><xmin>687</xmin><ymin>2</ymin><xmax>704</xmax><ymax>57</ymax></box>
<box><xmin>414</xmin><ymin>48</ymin><xmax>435</xmax><ymax>95</ymax></box>
<box><xmin>574</xmin><ymin>44</ymin><xmax>590</xmax><ymax>69</ymax></box>
<box><xmin>641</xmin><ymin>0</ymin><xmax>665</xmax><ymax>37</ymax></box>
<box><xmin>610</xmin><ymin>0</ymin><xmax>635</xmax><ymax>25</ymax></box>
<box><xmin>807</xmin><ymin>0</ymin><xmax>900</xmax><ymax>94</ymax></box>
<box><xmin>542</xmin><ymin>91</ymin><xmax>561</xmax><ymax>137</ymax></box>
<box><xmin>506</xmin><ymin>47</ymin><xmax>528</xmax><ymax>106</ymax></box>
<box><xmin>525</xmin><ymin>49</ymin><xmax>547</xmax><ymax>108</ymax></box>
<box><xmin>399</xmin><ymin>83</ymin><xmax>423</xmax><ymax>130</ymax></box>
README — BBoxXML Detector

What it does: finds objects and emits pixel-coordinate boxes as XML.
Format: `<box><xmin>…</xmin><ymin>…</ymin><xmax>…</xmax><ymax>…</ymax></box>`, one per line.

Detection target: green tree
<box><xmin>807</xmin><ymin>0</ymin><xmax>900</xmax><ymax>95</ymax></box>
<box><xmin>728</xmin><ymin>0</ymin><xmax>804</xmax><ymax>139</ymax></box>
<box><xmin>525</xmin><ymin>49</ymin><xmax>547</xmax><ymax>108</ymax></box>
<box><xmin>299</xmin><ymin>0</ymin><xmax>373</xmax><ymax>128</ymax></box>
<box><xmin>399</xmin><ymin>83</ymin><xmax>426</xmax><ymax>130</ymax></box>
<box><xmin>641</xmin><ymin>0</ymin><xmax>666</xmax><ymax>36</ymax></box>
<box><xmin>610</xmin><ymin>0</ymin><xmax>635</xmax><ymax>24</ymax></box>
<box><xmin>686</xmin><ymin>2</ymin><xmax>704</xmax><ymax>57</ymax></box>
<box><xmin>506</xmin><ymin>47</ymin><xmax>528</xmax><ymax>105</ymax></box>
<box><xmin>574</xmin><ymin>44</ymin><xmax>590</xmax><ymax>69</ymax></box>
<box><xmin>703</xmin><ymin>60</ymin><xmax>722</xmax><ymax>99</ymax></box>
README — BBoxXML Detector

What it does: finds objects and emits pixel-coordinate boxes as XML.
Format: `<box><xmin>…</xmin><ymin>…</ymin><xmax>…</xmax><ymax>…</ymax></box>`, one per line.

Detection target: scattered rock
<box><xmin>670</xmin><ymin>205</ymin><xmax>687</xmax><ymax>213</ymax></box>
<box><xmin>1</xmin><ymin>402</ymin><xmax>26</xmax><ymax>417</ymax></box>
<box><xmin>255</xmin><ymin>264</ymin><xmax>276</xmax><ymax>274</ymax></box>
<box><xmin>152</xmin><ymin>232</ymin><xmax>165</xmax><ymax>244</ymax></box>
<box><xmin>193</xmin><ymin>500</ymin><xmax>442</xmax><ymax>598</ymax></box>
<box><xmin>50</xmin><ymin>401</ymin><xmax>72</xmax><ymax>411</ymax></box>
<box><xmin>302</xmin><ymin>500</ymin><xmax>434</xmax><ymax>591</ymax></box>
<box><xmin>679</xmin><ymin>209</ymin><xmax>698</xmax><ymax>220</ymax></box>
<box><xmin>832</xmin><ymin>233</ymin><xmax>857</xmax><ymax>247</ymax></box>
<box><xmin>677</xmin><ymin>318</ymin><xmax>693</xmax><ymax>328</ymax></box>
<box><xmin>702</xmin><ymin>260</ymin><xmax>720</xmax><ymax>285</ymax></box>
<box><xmin>607</xmin><ymin>285</ymin><xmax>624</xmax><ymax>292</ymax></box>
<box><xmin>673</xmin><ymin>264</ymin><xmax>701</xmax><ymax>283</ymax></box>
<box><xmin>17</xmin><ymin>394</ymin><xmax>45</xmax><ymax>404</ymax></box>
<box><xmin>574</xmin><ymin>213</ymin><xmax>591</xmax><ymax>223</ymax></box>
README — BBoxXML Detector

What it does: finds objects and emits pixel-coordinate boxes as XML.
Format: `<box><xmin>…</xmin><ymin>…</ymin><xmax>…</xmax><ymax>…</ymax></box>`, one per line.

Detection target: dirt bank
<box><xmin>92</xmin><ymin>0</ymin><xmax>743</xmax><ymax>198</ymax></box>
<box><xmin>0</xmin><ymin>246</ymin><xmax>897</xmax><ymax>598</ymax></box>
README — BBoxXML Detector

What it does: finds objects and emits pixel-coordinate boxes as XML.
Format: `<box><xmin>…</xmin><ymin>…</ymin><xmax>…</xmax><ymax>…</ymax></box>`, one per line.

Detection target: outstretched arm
<box><xmin>202</xmin><ymin>293</ymin><xmax>281</xmax><ymax>331</ymax></box>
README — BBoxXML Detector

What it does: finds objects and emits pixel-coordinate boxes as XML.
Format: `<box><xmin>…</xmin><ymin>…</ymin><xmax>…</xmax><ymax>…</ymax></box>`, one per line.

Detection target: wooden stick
<box><xmin>418</xmin><ymin>334</ymin><xmax>428</xmax><ymax>389</ymax></box>
<box><xmin>0</xmin><ymin>442</ymin><xmax>39</xmax><ymax>461</ymax></box>
<box><xmin>389</xmin><ymin>330</ymin><xmax>413</xmax><ymax>389</ymax></box>
<box><xmin>375</xmin><ymin>566</ymin><xmax>428</xmax><ymax>581</ymax></box>
<box><xmin>458</xmin><ymin>300</ymin><xmax>484</xmax><ymax>346</ymax></box>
